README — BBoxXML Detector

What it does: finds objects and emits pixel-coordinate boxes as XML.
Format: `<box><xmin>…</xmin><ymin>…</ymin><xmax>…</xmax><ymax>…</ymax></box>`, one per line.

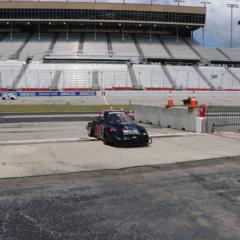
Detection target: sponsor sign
<box><xmin>0</xmin><ymin>91</ymin><xmax>96</xmax><ymax>97</ymax></box>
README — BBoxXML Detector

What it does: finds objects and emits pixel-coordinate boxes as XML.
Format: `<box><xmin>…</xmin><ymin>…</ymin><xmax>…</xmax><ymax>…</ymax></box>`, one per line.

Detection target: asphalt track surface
<box><xmin>0</xmin><ymin>121</ymin><xmax>186</xmax><ymax>142</ymax></box>
<box><xmin>0</xmin><ymin>112</ymin><xmax>97</xmax><ymax>124</ymax></box>
<box><xmin>0</xmin><ymin>156</ymin><xmax>240</xmax><ymax>240</ymax></box>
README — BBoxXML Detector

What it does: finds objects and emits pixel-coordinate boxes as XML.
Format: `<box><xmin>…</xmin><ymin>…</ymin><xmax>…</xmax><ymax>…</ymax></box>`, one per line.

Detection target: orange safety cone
<box><xmin>189</xmin><ymin>91</ymin><xmax>198</xmax><ymax>109</ymax></box>
<box><xmin>166</xmin><ymin>91</ymin><xmax>174</xmax><ymax>107</ymax></box>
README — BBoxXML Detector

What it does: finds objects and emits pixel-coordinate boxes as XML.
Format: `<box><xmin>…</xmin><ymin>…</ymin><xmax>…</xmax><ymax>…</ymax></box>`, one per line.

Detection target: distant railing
<box><xmin>44</xmin><ymin>51</ymin><xmax>140</xmax><ymax>63</ymax></box>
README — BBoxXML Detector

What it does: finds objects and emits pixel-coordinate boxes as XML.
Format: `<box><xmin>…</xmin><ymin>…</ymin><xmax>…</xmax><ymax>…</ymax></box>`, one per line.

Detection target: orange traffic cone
<box><xmin>189</xmin><ymin>91</ymin><xmax>198</xmax><ymax>109</ymax></box>
<box><xmin>166</xmin><ymin>91</ymin><xmax>174</xmax><ymax>107</ymax></box>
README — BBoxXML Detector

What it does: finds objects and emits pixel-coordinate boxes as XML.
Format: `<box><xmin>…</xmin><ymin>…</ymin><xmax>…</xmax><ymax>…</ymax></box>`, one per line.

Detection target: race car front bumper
<box><xmin>114</xmin><ymin>134</ymin><xmax>150</xmax><ymax>146</ymax></box>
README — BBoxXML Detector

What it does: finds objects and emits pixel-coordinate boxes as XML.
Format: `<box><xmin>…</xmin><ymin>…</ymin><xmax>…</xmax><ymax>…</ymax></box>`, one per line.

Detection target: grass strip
<box><xmin>0</xmin><ymin>104</ymin><xmax>132</xmax><ymax>113</ymax></box>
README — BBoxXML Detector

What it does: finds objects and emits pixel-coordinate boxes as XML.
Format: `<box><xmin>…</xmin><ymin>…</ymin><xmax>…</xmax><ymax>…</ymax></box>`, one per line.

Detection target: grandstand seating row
<box><xmin>0</xmin><ymin>62</ymin><xmax>240</xmax><ymax>90</ymax></box>
<box><xmin>1</xmin><ymin>33</ymin><xmax>240</xmax><ymax>62</ymax></box>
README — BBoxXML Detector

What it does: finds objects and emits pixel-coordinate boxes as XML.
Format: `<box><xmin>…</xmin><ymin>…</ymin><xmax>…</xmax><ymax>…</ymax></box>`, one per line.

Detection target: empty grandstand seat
<box><xmin>133</xmin><ymin>64</ymin><xmax>172</xmax><ymax>88</ymax></box>
<box><xmin>186</xmin><ymin>38</ymin><xmax>228</xmax><ymax>61</ymax></box>
<box><xmin>20</xmin><ymin>33</ymin><xmax>53</xmax><ymax>61</ymax></box>
<box><xmin>82</xmin><ymin>33</ymin><xmax>108</xmax><ymax>56</ymax></box>
<box><xmin>17</xmin><ymin>63</ymin><xmax>132</xmax><ymax>90</ymax></box>
<box><xmin>136</xmin><ymin>34</ymin><xmax>170</xmax><ymax>59</ymax></box>
<box><xmin>0</xmin><ymin>61</ymin><xmax>24</xmax><ymax>88</ymax></box>
<box><xmin>220</xmin><ymin>48</ymin><xmax>240</xmax><ymax>61</ymax></box>
<box><xmin>161</xmin><ymin>36</ymin><xmax>199</xmax><ymax>60</ymax></box>
<box><xmin>0</xmin><ymin>33</ymin><xmax>29</xmax><ymax>60</ymax></box>
<box><xmin>166</xmin><ymin>65</ymin><xmax>209</xmax><ymax>89</ymax></box>
<box><xmin>111</xmin><ymin>33</ymin><xmax>139</xmax><ymax>57</ymax></box>
<box><xmin>199</xmin><ymin>66</ymin><xmax>237</xmax><ymax>89</ymax></box>
<box><xmin>53</xmin><ymin>33</ymin><xmax>80</xmax><ymax>53</ymax></box>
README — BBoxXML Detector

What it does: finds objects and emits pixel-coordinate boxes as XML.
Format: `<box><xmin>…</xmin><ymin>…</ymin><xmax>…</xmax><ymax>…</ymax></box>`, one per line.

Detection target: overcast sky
<box><xmin>9</xmin><ymin>0</ymin><xmax>240</xmax><ymax>47</ymax></box>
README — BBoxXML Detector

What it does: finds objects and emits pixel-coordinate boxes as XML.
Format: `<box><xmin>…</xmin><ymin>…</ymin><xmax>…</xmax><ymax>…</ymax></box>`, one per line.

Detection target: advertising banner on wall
<box><xmin>0</xmin><ymin>91</ymin><xmax>97</xmax><ymax>97</ymax></box>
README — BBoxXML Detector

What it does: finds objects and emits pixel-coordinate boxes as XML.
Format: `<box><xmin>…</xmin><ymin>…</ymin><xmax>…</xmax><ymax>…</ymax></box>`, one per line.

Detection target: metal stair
<box><xmin>78</xmin><ymin>33</ymin><xmax>84</xmax><ymax>52</ymax></box>
<box><xmin>157</xmin><ymin>35</ymin><xmax>174</xmax><ymax>59</ymax></box>
<box><xmin>10</xmin><ymin>33</ymin><xmax>33</xmax><ymax>59</ymax></box>
<box><xmin>193</xmin><ymin>66</ymin><xmax>214</xmax><ymax>89</ymax></box>
<box><xmin>127</xmin><ymin>63</ymin><xmax>140</xmax><ymax>89</ymax></box>
<box><xmin>225</xmin><ymin>67</ymin><xmax>240</xmax><ymax>84</ymax></box>
<box><xmin>216</xmin><ymin>48</ymin><xmax>231</xmax><ymax>61</ymax></box>
<box><xmin>132</xmin><ymin>34</ymin><xmax>144</xmax><ymax>60</ymax></box>
<box><xmin>161</xmin><ymin>65</ymin><xmax>176</xmax><ymax>88</ymax></box>
<box><xmin>12</xmin><ymin>64</ymin><xmax>29</xmax><ymax>90</ymax></box>
<box><xmin>50</xmin><ymin>70</ymin><xmax>61</xmax><ymax>90</ymax></box>
<box><xmin>183</xmin><ymin>38</ymin><xmax>203</xmax><ymax>60</ymax></box>
<box><xmin>106</xmin><ymin>33</ymin><xmax>113</xmax><ymax>55</ymax></box>
<box><xmin>48</xmin><ymin>33</ymin><xmax>59</xmax><ymax>51</ymax></box>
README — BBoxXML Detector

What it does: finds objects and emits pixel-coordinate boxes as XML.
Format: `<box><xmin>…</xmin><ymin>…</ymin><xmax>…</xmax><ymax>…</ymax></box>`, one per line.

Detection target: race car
<box><xmin>87</xmin><ymin>110</ymin><xmax>151</xmax><ymax>146</ymax></box>
<box><xmin>2</xmin><ymin>93</ymin><xmax>17</xmax><ymax>100</ymax></box>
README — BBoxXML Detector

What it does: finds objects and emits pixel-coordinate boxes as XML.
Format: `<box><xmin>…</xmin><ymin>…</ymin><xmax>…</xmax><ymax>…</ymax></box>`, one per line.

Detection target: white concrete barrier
<box><xmin>134</xmin><ymin>105</ymin><xmax>205</xmax><ymax>132</ymax></box>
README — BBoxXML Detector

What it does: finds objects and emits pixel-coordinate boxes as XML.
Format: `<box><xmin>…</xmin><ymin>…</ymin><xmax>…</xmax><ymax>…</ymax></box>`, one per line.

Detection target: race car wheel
<box><xmin>87</xmin><ymin>123</ymin><xmax>94</xmax><ymax>137</ymax></box>
<box><xmin>103</xmin><ymin>134</ymin><xmax>109</xmax><ymax>145</ymax></box>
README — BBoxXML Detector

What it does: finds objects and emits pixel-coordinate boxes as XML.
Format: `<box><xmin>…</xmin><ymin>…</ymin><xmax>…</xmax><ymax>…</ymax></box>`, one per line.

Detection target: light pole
<box><xmin>221</xmin><ymin>73</ymin><xmax>224</xmax><ymax>89</ymax></box>
<box><xmin>138</xmin><ymin>72</ymin><xmax>141</xmax><ymax>86</ymax></box>
<box><xmin>227</xmin><ymin>3</ymin><xmax>239</xmax><ymax>48</ymax></box>
<box><xmin>186</xmin><ymin>72</ymin><xmax>190</xmax><ymax>89</ymax></box>
<box><xmin>200</xmin><ymin>1</ymin><xmax>211</xmax><ymax>47</ymax></box>
<box><xmin>174</xmin><ymin>0</ymin><xmax>185</xmax><ymax>6</ymax></box>
<box><xmin>174</xmin><ymin>0</ymin><xmax>185</xmax><ymax>44</ymax></box>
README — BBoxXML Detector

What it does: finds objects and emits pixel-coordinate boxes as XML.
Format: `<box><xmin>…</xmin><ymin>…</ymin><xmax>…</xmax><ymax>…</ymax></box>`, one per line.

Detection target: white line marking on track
<box><xmin>102</xmin><ymin>95</ymin><xmax>109</xmax><ymax>105</ymax></box>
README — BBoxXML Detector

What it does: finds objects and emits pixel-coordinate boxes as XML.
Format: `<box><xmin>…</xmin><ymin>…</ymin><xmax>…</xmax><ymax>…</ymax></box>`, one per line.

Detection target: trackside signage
<box><xmin>0</xmin><ymin>91</ymin><xmax>97</xmax><ymax>97</ymax></box>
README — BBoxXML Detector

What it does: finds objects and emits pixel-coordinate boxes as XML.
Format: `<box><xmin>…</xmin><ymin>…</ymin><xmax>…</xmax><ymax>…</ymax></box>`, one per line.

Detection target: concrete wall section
<box><xmin>134</xmin><ymin>105</ymin><xmax>198</xmax><ymax>132</ymax></box>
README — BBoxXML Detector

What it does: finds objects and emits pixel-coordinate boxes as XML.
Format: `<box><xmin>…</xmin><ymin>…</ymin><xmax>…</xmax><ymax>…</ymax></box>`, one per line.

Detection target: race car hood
<box><xmin>117</xmin><ymin>123</ymin><xmax>145</xmax><ymax>135</ymax></box>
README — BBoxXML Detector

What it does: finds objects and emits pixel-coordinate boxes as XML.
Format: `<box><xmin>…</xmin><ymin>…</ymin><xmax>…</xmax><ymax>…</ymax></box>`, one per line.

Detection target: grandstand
<box><xmin>0</xmin><ymin>1</ymin><xmax>240</xmax><ymax>91</ymax></box>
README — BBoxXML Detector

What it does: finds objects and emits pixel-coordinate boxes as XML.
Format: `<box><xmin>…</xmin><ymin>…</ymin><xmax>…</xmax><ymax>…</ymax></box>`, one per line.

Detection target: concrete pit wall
<box><xmin>134</xmin><ymin>105</ymin><xmax>204</xmax><ymax>132</ymax></box>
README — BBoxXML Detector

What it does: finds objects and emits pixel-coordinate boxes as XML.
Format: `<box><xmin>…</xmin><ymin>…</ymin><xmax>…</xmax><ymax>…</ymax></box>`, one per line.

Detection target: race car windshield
<box><xmin>106</xmin><ymin>112</ymin><xmax>132</xmax><ymax>125</ymax></box>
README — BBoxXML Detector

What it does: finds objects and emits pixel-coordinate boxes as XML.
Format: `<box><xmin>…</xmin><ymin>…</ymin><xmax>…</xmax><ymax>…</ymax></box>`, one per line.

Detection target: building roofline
<box><xmin>0</xmin><ymin>1</ymin><xmax>206</xmax><ymax>14</ymax></box>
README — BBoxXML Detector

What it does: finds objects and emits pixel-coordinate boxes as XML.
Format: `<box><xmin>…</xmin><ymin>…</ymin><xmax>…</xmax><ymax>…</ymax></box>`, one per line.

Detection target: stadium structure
<box><xmin>0</xmin><ymin>1</ymin><xmax>240</xmax><ymax>92</ymax></box>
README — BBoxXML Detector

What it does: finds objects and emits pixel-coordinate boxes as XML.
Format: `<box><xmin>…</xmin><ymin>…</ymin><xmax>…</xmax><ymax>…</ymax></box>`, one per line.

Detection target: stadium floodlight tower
<box><xmin>227</xmin><ymin>3</ymin><xmax>239</xmax><ymax>48</ymax></box>
<box><xmin>174</xmin><ymin>0</ymin><xmax>185</xmax><ymax>44</ymax></box>
<box><xmin>200</xmin><ymin>1</ymin><xmax>211</xmax><ymax>47</ymax></box>
<box><xmin>174</xmin><ymin>0</ymin><xmax>185</xmax><ymax>6</ymax></box>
